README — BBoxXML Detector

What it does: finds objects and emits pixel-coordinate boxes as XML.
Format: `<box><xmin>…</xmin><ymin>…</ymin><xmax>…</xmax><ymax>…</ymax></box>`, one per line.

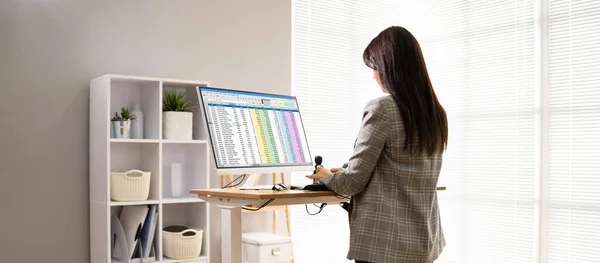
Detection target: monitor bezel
<box><xmin>197</xmin><ymin>86</ymin><xmax>315</xmax><ymax>172</ymax></box>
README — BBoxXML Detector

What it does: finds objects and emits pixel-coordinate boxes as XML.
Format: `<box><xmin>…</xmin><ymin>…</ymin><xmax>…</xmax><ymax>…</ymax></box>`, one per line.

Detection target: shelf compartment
<box><xmin>161</xmin><ymin>82</ymin><xmax>208</xmax><ymax>141</ymax></box>
<box><xmin>111</xmin><ymin>139</ymin><xmax>160</xmax><ymax>144</ymax></box>
<box><xmin>161</xmin><ymin>203</ymin><xmax>209</xmax><ymax>261</ymax></box>
<box><xmin>110</xmin><ymin>204</ymin><xmax>160</xmax><ymax>263</ymax></box>
<box><xmin>110</xmin><ymin>200</ymin><xmax>160</xmax><ymax>207</ymax></box>
<box><xmin>110</xmin><ymin>143</ymin><xmax>160</xmax><ymax>202</ymax></box>
<box><xmin>161</xmin><ymin>256</ymin><xmax>208</xmax><ymax>263</ymax></box>
<box><xmin>111</xmin><ymin>258</ymin><xmax>158</xmax><ymax>263</ymax></box>
<box><xmin>161</xmin><ymin>140</ymin><xmax>208</xmax><ymax>144</ymax></box>
<box><xmin>162</xmin><ymin>197</ymin><xmax>205</xmax><ymax>204</ymax></box>
<box><xmin>161</xmin><ymin>143</ymin><xmax>209</xmax><ymax>200</ymax></box>
<box><xmin>110</xmin><ymin>78</ymin><xmax>160</xmax><ymax>140</ymax></box>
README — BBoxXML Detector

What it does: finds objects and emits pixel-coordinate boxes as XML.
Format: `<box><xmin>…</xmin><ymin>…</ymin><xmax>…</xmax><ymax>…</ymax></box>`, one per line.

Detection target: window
<box><xmin>291</xmin><ymin>0</ymin><xmax>600</xmax><ymax>262</ymax></box>
<box><xmin>404</xmin><ymin>1</ymin><xmax>538</xmax><ymax>262</ymax></box>
<box><xmin>290</xmin><ymin>1</ymin><xmax>398</xmax><ymax>261</ymax></box>
<box><xmin>547</xmin><ymin>0</ymin><xmax>600</xmax><ymax>262</ymax></box>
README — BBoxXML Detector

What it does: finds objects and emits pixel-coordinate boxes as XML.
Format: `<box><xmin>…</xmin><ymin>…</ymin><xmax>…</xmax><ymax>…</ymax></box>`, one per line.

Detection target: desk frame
<box><xmin>191</xmin><ymin>187</ymin><xmax>445</xmax><ymax>263</ymax></box>
<box><xmin>202</xmin><ymin>193</ymin><xmax>345</xmax><ymax>263</ymax></box>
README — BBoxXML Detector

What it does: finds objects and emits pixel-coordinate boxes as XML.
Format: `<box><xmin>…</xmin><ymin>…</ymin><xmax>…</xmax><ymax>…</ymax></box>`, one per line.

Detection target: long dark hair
<box><xmin>363</xmin><ymin>26</ymin><xmax>448</xmax><ymax>156</ymax></box>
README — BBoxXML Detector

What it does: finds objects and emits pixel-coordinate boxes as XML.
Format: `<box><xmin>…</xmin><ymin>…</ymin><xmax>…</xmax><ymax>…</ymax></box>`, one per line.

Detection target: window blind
<box><xmin>292</xmin><ymin>1</ymin><xmax>600</xmax><ymax>262</ymax></box>
<box><xmin>547</xmin><ymin>0</ymin><xmax>600</xmax><ymax>262</ymax></box>
<box><xmin>292</xmin><ymin>1</ymin><xmax>537</xmax><ymax>262</ymax></box>
<box><xmin>291</xmin><ymin>1</ymin><xmax>400</xmax><ymax>261</ymax></box>
<box><xmin>398</xmin><ymin>1</ymin><xmax>538</xmax><ymax>262</ymax></box>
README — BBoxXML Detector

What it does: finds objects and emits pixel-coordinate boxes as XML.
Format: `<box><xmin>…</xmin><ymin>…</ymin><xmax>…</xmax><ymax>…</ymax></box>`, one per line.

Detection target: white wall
<box><xmin>0</xmin><ymin>1</ymin><xmax>291</xmax><ymax>262</ymax></box>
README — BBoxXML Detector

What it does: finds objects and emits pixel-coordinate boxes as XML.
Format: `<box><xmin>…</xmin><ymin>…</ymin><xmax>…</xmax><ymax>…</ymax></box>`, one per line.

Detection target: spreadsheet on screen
<box><xmin>198</xmin><ymin>87</ymin><xmax>313</xmax><ymax>170</ymax></box>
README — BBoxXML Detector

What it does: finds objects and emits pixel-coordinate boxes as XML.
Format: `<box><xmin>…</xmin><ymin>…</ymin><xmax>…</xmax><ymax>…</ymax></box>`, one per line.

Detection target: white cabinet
<box><xmin>242</xmin><ymin>232</ymin><xmax>292</xmax><ymax>263</ymax></box>
<box><xmin>90</xmin><ymin>74</ymin><xmax>212</xmax><ymax>263</ymax></box>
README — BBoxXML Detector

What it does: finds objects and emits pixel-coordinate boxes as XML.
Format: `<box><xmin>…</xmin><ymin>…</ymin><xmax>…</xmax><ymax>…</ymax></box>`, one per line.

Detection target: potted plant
<box><xmin>163</xmin><ymin>90</ymin><xmax>195</xmax><ymax>140</ymax></box>
<box><xmin>111</xmin><ymin>107</ymin><xmax>136</xmax><ymax>139</ymax></box>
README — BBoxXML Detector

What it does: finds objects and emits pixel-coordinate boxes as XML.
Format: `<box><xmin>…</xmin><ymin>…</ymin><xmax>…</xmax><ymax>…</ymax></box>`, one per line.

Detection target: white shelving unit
<box><xmin>90</xmin><ymin>74</ymin><xmax>212</xmax><ymax>263</ymax></box>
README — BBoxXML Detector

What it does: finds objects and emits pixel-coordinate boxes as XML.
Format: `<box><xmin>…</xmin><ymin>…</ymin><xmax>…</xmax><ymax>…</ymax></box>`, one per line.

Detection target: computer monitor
<box><xmin>197</xmin><ymin>87</ymin><xmax>314</xmax><ymax>173</ymax></box>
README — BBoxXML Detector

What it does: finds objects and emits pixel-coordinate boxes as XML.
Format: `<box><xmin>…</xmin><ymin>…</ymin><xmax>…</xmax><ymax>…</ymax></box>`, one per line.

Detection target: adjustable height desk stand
<box><xmin>219</xmin><ymin>171</ymin><xmax>296</xmax><ymax>263</ymax></box>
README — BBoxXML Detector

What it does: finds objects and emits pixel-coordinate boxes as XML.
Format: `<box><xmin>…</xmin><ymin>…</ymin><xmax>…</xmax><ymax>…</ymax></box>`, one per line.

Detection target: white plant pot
<box><xmin>163</xmin><ymin>111</ymin><xmax>193</xmax><ymax>140</ymax></box>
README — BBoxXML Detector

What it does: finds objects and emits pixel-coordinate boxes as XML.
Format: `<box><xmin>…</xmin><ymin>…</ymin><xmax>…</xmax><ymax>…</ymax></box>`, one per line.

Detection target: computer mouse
<box><xmin>272</xmin><ymin>183</ymin><xmax>288</xmax><ymax>191</ymax></box>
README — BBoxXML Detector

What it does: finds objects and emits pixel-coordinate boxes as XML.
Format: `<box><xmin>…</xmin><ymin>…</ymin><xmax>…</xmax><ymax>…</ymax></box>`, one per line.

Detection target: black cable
<box><xmin>305</xmin><ymin>203</ymin><xmax>327</xmax><ymax>215</ymax></box>
<box><xmin>334</xmin><ymin>194</ymin><xmax>350</xmax><ymax>211</ymax></box>
<box><xmin>221</xmin><ymin>174</ymin><xmax>248</xmax><ymax>189</ymax></box>
<box><xmin>305</xmin><ymin>190</ymin><xmax>347</xmax><ymax>214</ymax></box>
<box><xmin>242</xmin><ymin>199</ymin><xmax>275</xmax><ymax>211</ymax></box>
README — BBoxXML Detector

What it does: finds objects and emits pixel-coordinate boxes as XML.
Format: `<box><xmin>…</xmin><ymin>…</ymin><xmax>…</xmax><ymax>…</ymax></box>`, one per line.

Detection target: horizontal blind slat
<box><xmin>548</xmin><ymin>0</ymin><xmax>600</xmax><ymax>261</ymax></box>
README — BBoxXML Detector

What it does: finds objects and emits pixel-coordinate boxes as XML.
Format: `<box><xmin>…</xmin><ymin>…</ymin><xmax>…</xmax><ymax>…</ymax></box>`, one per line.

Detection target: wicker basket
<box><xmin>162</xmin><ymin>225</ymin><xmax>203</xmax><ymax>259</ymax></box>
<box><xmin>110</xmin><ymin>169</ymin><xmax>151</xmax><ymax>201</ymax></box>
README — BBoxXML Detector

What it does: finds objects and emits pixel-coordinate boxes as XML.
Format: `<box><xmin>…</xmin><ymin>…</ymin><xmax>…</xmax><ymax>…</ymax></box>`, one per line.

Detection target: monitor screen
<box><xmin>198</xmin><ymin>87</ymin><xmax>313</xmax><ymax>170</ymax></box>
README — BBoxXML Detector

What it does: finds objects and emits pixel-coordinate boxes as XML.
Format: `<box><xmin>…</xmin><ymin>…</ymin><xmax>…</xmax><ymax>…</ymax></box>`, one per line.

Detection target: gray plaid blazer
<box><xmin>320</xmin><ymin>95</ymin><xmax>445</xmax><ymax>263</ymax></box>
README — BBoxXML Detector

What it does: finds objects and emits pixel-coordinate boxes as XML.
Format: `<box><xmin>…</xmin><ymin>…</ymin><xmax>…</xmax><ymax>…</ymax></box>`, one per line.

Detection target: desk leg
<box><xmin>221</xmin><ymin>206</ymin><xmax>242</xmax><ymax>263</ymax></box>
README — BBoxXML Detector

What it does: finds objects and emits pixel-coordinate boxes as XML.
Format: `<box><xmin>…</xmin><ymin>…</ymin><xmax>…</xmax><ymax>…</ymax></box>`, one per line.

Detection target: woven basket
<box><xmin>162</xmin><ymin>225</ymin><xmax>203</xmax><ymax>259</ymax></box>
<box><xmin>110</xmin><ymin>169</ymin><xmax>151</xmax><ymax>201</ymax></box>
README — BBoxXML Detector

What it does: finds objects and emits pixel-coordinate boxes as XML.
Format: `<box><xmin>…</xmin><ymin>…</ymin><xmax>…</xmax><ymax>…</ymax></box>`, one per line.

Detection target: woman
<box><xmin>307</xmin><ymin>26</ymin><xmax>448</xmax><ymax>263</ymax></box>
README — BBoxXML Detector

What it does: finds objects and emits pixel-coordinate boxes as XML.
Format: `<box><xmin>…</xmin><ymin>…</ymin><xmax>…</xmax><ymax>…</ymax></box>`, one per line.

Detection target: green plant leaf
<box><xmin>120</xmin><ymin>107</ymin><xmax>137</xmax><ymax>120</ymax></box>
<box><xmin>111</xmin><ymin>112</ymin><xmax>121</xmax><ymax>121</ymax></box>
<box><xmin>111</xmin><ymin>107</ymin><xmax>136</xmax><ymax>121</ymax></box>
<box><xmin>163</xmin><ymin>90</ymin><xmax>196</xmax><ymax>112</ymax></box>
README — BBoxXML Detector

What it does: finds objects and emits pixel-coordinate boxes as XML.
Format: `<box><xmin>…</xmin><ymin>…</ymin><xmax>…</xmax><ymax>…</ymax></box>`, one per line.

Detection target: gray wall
<box><xmin>0</xmin><ymin>1</ymin><xmax>291</xmax><ymax>262</ymax></box>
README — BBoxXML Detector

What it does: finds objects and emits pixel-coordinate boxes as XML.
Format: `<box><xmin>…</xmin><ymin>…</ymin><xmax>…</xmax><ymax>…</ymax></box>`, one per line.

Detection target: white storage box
<box><xmin>162</xmin><ymin>225</ymin><xmax>203</xmax><ymax>260</ymax></box>
<box><xmin>242</xmin><ymin>232</ymin><xmax>291</xmax><ymax>263</ymax></box>
<box><xmin>110</xmin><ymin>169</ymin><xmax>151</xmax><ymax>201</ymax></box>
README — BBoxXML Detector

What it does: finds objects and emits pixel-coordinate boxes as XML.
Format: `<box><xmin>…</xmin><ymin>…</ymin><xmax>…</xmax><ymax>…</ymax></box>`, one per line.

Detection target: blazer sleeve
<box><xmin>319</xmin><ymin>97</ymin><xmax>390</xmax><ymax>196</ymax></box>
